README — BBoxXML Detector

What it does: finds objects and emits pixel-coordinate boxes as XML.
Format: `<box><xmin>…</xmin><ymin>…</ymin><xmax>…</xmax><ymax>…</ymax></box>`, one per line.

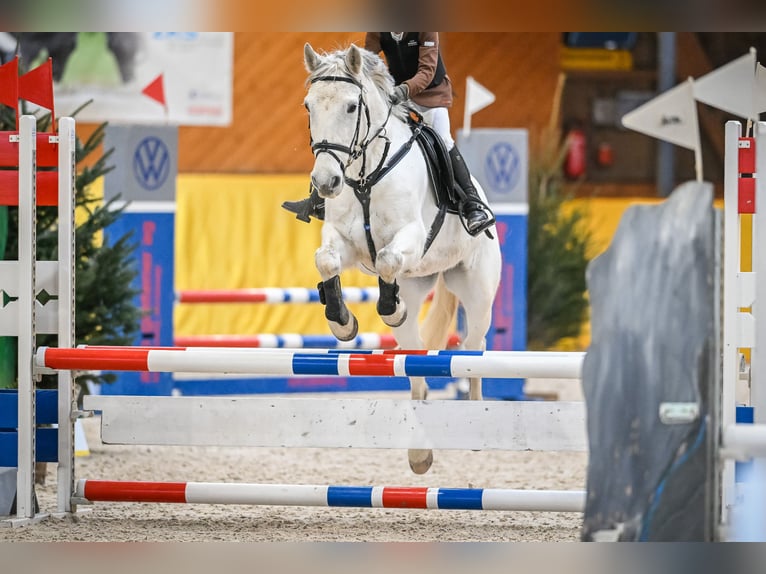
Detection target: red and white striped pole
<box><xmin>37</xmin><ymin>346</ymin><xmax>585</xmax><ymax>379</ymax></box>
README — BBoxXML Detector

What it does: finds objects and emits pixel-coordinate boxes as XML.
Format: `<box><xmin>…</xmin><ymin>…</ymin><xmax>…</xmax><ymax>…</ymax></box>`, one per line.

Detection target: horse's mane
<box><xmin>306</xmin><ymin>45</ymin><xmax>410</xmax><ymax>122</ymax></box>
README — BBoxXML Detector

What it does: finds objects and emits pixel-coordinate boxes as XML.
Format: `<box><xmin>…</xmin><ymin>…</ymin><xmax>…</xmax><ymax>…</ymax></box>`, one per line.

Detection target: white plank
<box><xmin>84</xmin><ymin>396</ymin><xmax>587</xmax><ymax>452</ymax></box>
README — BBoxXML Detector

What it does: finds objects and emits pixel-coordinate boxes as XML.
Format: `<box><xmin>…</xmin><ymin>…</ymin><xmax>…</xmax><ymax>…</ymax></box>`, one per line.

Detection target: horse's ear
<box><xmin>345</xmin><ymin>44</ymin><xmax>363</xmax><ymax>76</ymax></box>
<box><xmin>304</xmin><ymin>42</ymin><xmax>321</xmax><ymax>73</ymax></box>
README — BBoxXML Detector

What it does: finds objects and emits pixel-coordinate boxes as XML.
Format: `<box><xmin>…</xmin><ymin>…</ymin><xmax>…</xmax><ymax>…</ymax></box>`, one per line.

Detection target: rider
<box><xmin>282</xmin><ymin>32</ymin><xmax>495</xmax><ymax>236</ymax></box>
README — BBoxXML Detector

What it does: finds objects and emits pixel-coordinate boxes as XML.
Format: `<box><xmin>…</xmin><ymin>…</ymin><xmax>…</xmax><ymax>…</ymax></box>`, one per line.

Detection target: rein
<box><xmin>308</xmin><ymin>74</ymin><xmax>440</xmax><ymax>264</ymax></box>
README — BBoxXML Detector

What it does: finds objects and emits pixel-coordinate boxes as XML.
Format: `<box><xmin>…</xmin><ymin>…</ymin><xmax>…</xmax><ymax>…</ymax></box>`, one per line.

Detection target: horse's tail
<box><xmin>420</xmin><ymin>273</ymin><xmax>459</xmax><ymax>350</ymax></box>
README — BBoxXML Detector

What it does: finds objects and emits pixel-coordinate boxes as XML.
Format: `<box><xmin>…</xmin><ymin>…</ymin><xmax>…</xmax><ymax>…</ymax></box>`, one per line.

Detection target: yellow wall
<box><xmin>174</xmin><ymin>174</ymin><xmax>383</xmax><ymax>338</ymax></box>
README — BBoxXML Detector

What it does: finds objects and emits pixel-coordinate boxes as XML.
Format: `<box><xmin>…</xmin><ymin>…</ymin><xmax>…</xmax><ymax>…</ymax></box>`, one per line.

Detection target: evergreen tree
<box><xmin>526</xmin><ymin>77</ymin><xmax>594</xmax><ymax>350</ymax></box>
<box><xmin>0</xmin><ymin>101</ymin><xmax>142</xmax><ymax>390</ymax></box>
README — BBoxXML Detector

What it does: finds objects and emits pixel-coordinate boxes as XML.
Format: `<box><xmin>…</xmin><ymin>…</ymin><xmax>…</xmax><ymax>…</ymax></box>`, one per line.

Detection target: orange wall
<box><xmin>162</xmin><ymin>33</ymin><xmax>560</xmax><ymax>174</ymax></box>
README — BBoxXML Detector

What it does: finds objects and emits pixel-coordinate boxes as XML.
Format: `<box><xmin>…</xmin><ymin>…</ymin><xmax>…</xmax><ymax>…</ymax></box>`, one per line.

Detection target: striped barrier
<box><xmin>37</xmin><ymin>346</ymin><xmax>585</xmax><ymax>379</ymax></box>
<box><xmin>177</xmin><ymin>287</ymin><xmax>381</xmax><ymax>304</ymax></box>
<box><xmin>172</xmin><ymin>332</ymin><xmax>461</xmax><ymax>349</ymax></box>
<box><xmin>74</xmin><ymin>479</ymin><xmax>585</xmax><ymax>512</ymax></box>
<box><xmin>176</xmin><ymin>287</ymin><xmax>435</xmax><ymax>304</ymax></box>
<box><xmin>173</xmin><ymin>288</ymin><xmax>445</xmax><ymax>393</ymax></box>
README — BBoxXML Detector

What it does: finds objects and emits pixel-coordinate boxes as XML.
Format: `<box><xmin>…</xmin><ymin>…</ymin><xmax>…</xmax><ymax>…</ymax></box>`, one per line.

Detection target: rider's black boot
<box><xmin>282</xmin><ymin>188</ymin><xmax>325</xmax><ymax>223</ymax></box>
<box><xmin>449</xmin><ymin>146</ymin><xmax>495</xmax><ymax>236</ymax></box>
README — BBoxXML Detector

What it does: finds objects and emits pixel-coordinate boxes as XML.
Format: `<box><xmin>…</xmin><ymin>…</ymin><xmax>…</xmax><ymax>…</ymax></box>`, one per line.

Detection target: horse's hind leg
<box><xmin>459</xmin><ymin>303</ymin><xmax>494</xmax><ymax>400</ymax></box>
<box><xmin>445</xmin><ymin>262</ymin><xmax>501</xmax><ymax>402</ymax></box>
<box><xmin>393</xmin><ymin>278</ymin><xmax>436</xmax><ymax>474</ymax></box>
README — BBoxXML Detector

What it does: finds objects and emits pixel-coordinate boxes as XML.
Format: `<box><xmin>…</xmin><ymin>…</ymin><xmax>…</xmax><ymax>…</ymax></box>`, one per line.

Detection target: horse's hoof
<box><xmin>329</xmin><ymin>315</ymin><xmax>358</xmax><ymax>341</ymax></box>
<box><xmin>381</xmin><ymin>307</ymin><xmax>407</xmax><ymax>328</ymax></box>
<box><xmin>408</xmin><ymin>449</ymin><xmax>433</xmax><ymax>474</ymax></box>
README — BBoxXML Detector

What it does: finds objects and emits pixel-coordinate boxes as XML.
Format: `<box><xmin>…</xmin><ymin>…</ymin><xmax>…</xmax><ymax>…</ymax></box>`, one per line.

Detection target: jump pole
<box><xmin>177</xmin><ymin>287</ymin><xmax>382</xmax><ymax>304</ymax></box>
<box><xmin>176</xmin><ymin>287</ymin><xmax>435</xmax><ymax>304</ymax></box>
<box><xmin>74</xmin><ymin>479</ymin><xmax>585</xmax><ymax>512</ymax></box>
<box><xmin>36</xmin><ymin>347</ymin><xmax>585</xmax><ymax>379</ymax></box>
<box><xmin>172</xmin><ymin>332</ymin><xmax>461</xmax><ymax>349</ymax></box>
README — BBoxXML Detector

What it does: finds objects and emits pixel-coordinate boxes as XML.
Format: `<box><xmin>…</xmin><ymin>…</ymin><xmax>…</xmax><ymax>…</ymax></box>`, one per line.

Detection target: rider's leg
<box><xmin>282</xmin><ymin>187</ymin><xmax>325</xmax><ymax>223</ymax></box>
<box><xmin>448</xmin><ymin>145</ymin><xmax>494</xmax><ymax>235</ymax></box>
<box><xmin>421</xmin><ymin>107</ymin><xmax>494</xmax><ymax>236</ymax></box>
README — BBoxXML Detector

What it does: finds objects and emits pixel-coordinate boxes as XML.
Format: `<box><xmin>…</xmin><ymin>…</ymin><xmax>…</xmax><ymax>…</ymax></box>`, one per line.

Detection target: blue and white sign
<box><xmin>104</xmin><ymin>125</ymin><xmax>178</xmax><ymax>202</ymax></box>
<box><xmin>456</xmin><ymin>128</ymin><xmax>528</xmax><ymax>205</ymax></box>
<box><xmin>456</xmin><ymin>128</ymin><xmax>529</xmax><ymax>399</ymax></box>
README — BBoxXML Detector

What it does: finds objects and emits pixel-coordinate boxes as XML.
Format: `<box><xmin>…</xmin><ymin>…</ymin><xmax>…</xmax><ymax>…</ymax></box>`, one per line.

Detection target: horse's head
<box><xmin>303</xmin><ymin>42</ymin><xmax>395</xmax><ymax>199</ymax></box>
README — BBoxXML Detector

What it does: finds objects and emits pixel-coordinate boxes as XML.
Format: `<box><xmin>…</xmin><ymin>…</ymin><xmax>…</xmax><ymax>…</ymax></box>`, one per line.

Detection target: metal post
<box><xmin>657</xmin><ymin>32</ymin><xmax>677</xmax><ymax>197</ymax></box>
<box><xmin>56</xmin><ymin>118</ymin><xmax>76</xmax><ymax>515</ymax></box>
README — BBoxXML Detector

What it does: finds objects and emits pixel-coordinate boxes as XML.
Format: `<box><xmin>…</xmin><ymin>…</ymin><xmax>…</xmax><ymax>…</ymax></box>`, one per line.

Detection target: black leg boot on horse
<box><xmin>282</xmin><ymin>187</ymin><xmax>325</xmax><ymax>223</ymax></box>
<box><xmin>449</xmin><ymin>146</ymin><xmax>496</xmax><ymax>236</ymax></box>
<box><xmin>317</xmin><ymin>275</ymin><xmax>358</xmax><ymax>341</ymax></box>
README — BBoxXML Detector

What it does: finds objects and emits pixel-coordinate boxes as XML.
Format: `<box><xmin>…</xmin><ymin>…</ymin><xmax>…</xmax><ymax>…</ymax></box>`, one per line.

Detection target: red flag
<box><xmin>19</xmin><ymin>58</ymin><xmax>54</xmax><ymax>126</ymax></box>
<box><xmin>0</xmin><ymin>57</ymin><xmax>19</xmax><ymax>116</ymax></box>
<box><xmin>142</xmin><ymin>74</ymin><xmax>166</xmax><ymax>106</ymax></box>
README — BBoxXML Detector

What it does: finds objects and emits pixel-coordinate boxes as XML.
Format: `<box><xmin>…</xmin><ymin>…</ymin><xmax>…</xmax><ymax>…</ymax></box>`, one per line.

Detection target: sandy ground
<box><xmin>0</xmin><ymin>379</ymin><xmax>587</xmax><ymax>542</ymax></box>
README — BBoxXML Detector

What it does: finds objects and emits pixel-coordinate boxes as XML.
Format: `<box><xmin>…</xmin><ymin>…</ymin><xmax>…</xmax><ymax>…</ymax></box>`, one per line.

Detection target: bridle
<box><xmin>308</xmin><ymin>74</ymin><xmax>393</xmax><ymax>183</ymax></box>
<box><xmin>307</xmin><ymin>73</ymin><xmax>422</xmax><ymax>264</ymax></box>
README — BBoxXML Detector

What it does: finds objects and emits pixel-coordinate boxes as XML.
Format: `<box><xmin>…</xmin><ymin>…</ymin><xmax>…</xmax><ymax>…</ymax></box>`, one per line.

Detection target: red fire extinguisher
<box><xmin>564</xmin><ymin>127</ymin><xmax>586</xmax><ymax>180</ymax></box>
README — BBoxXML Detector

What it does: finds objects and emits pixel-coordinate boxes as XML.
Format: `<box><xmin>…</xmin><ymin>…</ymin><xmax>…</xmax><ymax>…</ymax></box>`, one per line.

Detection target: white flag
<box><xmin>622</xmin><ymin>78</ymin><xmax>700</xmax><ymax>151</ymax></box>
<box><xmin>465</xmin><ymin>76</ymin><xmax>495</xmax><ymax>116</ymax></box>
<box><xmin>755</xmin><ymin>62</ymin><xmax>766</xmax><ymax>116</ymax></box>
<box><xmin>694</xmin><ymin>49</ymin><xmax>759</xmax><ymax>120</ymax></box>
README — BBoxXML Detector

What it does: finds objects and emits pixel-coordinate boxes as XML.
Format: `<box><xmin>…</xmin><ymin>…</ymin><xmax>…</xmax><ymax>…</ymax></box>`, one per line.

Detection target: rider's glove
<box><xmin>391</xmin><ymin>83</ymin><xmax>410</xmax><ymax>105</ymax></box>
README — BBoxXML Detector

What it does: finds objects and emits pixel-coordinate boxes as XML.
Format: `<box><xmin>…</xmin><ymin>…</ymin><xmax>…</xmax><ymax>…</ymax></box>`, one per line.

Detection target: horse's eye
<box><xmin>347</xmin><ymin>103</ymin><xmax>357</xmax><ymax>114</ymax></box>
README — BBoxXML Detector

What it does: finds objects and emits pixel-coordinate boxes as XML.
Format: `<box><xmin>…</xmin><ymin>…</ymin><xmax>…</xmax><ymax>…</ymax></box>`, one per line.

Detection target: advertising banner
<box><xmin>9</xmin><ymin>32</ymin><xmax>233</xmax><ymax>126</ymax></box>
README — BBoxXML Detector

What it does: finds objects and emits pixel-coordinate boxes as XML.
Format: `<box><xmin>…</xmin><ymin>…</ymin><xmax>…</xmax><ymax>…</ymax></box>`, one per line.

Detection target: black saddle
<box><xmin>406</xmin><ymin>110</ymin><xmax>460</xmax><ymax>215</ymax></box>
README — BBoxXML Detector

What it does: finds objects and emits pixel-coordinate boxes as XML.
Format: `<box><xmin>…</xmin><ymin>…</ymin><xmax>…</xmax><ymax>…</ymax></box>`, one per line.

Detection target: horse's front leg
<box><xmin>315</xmin><ymin>232</ymin><xmax>359</xmax><ymax>342</ymax></box>
<box><xmin>375</xmin><ymin>223</ymin><xmax>423</xmax><ymax>328</ymax></box>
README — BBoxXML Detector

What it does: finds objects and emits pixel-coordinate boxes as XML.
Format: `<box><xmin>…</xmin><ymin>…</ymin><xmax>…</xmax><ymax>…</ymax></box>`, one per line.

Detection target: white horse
<box><xmin>302</xmin><ymin>43</ymin><xmax>502</xmax><ymax>474</ymax></box>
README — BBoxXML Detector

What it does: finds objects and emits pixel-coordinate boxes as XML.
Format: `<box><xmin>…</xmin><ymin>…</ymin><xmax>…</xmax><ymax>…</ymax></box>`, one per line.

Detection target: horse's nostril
<box><xmin>331</xmin><ymin>176</ymin><xmax>341</xmax><ymax>189</ymax></box>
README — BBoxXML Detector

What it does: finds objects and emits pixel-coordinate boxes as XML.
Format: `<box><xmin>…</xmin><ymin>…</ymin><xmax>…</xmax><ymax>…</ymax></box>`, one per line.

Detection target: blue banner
<box><xmin>101</xmin><ymin>211</ymin><xmax>175</xmax><ymax>395</ymax></box>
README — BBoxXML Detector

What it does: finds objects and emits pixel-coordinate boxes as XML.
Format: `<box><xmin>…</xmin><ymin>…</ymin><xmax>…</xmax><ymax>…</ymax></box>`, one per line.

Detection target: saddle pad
<box><xmin>408</xmin><ymin>112</ymin><xmax>460</xmax><ymax>214</ymax></box>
